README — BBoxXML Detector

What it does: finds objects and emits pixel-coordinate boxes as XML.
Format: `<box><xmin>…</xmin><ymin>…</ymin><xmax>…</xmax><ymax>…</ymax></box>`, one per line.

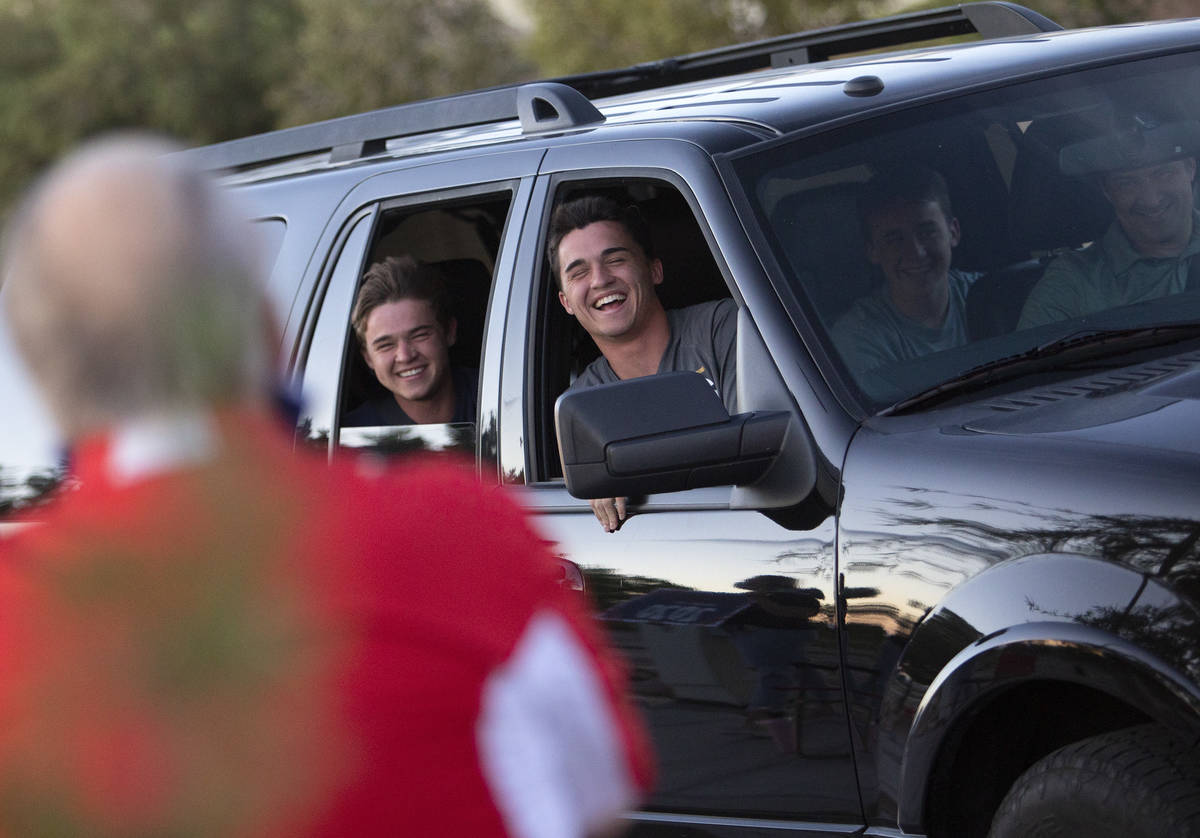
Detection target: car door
<box><xmin>499</xmin><ymin>137</ymin><xmax>863</xmax><ymax>834</ymax></box>
<box><xmin>291</xmin><ymin>149</ymin><xmax>542</xmax><ymax>466</ymax></box>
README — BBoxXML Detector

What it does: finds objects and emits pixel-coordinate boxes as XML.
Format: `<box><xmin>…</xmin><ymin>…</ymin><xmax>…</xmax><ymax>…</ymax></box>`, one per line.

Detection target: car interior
<box><xmin>336</xmin><ymin>194</ymin><xmax>511</xmax><ymax>427</ymax></box>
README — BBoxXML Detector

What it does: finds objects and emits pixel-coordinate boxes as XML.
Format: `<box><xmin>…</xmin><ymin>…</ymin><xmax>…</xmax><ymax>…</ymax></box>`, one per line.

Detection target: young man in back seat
<box><xmin>346</xmin><ymin>255</ymin><xmax>478</xmax><ymax>426</ymax></box>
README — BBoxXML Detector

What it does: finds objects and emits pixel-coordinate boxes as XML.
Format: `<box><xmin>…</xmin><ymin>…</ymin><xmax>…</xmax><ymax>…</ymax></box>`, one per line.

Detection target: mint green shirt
<box><xmin>1018</xmin><ymin>211</ymin><xmax>1200</xmax><ymax>329</ymax></box>
<box><xmin>832</xmin><ymin>270</ymin><xmax>979</xmax><ymax>375</ymax></box>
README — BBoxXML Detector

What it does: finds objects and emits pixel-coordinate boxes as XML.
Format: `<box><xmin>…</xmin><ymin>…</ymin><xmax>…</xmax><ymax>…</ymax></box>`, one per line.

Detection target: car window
<box><xmin>728</xmin><ymin>49</ymin><xmax>1200</xmax><ymax>411</ymax></box>
<box><xmin>300</xmin><ymin>189</ymin><xmax>513</xmax><ymax>460</ymax></box>
<box><xmin>533</xmin><ymin>178</ymin><xmax>732</xmax><ymax>482</ymax></box>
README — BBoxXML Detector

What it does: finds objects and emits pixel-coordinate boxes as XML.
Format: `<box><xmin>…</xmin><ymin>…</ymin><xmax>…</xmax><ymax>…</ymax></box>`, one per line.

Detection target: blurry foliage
<box><xmin>0</xmin><ymin>0</ymin><xmax>1181</xmax><ymax>210</ymax></box>
<box><xmin>267</xmin><ymin>0</ymin><xmax>532</xmax><ymax>128</ymax></box>
<box><xmin>1018</xmin><ymin>0</ymin><xmax>1195</xmax><ymax>26</ymax></box>
<box><xmin>523</xmin><ymin>0</ymin><xmax>882</xmax><ymax>77</ymax></box>
<box><xmin>0</xmin><ymin>0</ymin><xmax>300</xmax><ymax>205</ymax></box>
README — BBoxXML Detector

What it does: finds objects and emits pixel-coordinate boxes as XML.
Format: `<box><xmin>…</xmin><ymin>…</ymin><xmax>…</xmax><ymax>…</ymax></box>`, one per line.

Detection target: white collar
<box><xmin>107</xmin><ymin>410</ymin><xmax>219</xmax><ymax>485</ymax></box>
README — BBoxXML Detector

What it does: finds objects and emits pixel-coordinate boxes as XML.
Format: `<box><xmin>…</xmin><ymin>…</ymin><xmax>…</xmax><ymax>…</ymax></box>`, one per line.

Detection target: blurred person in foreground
<box><xmin>0</xmin><ymin>136</ymin><xmax>651</xmax><ymax>837</ymax></box>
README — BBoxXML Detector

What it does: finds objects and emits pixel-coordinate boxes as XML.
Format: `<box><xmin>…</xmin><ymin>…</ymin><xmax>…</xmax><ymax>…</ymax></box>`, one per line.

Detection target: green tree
<box><xmin>269</xmin><ymin>0</ymin><xmax>534</xmax><ymax>128</ymax></box>
<box><xmin>904</xmin><ymin>0</ymin><xmax>1183</xmax><ymax>28</ymax></box>
<box><xmin>522</xmin><ymin>0</ymin><xmax>882</xmax><ymax>77</ymax></box>
<box><xmin>0</xmin><ymin>0</ymin><xmax>299</xmax><ymax>205</ymax></box>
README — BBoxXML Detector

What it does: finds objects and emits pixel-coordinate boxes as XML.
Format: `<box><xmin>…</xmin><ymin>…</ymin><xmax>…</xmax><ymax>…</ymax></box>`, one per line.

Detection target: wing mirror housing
<box><xmin>555</xmin><ymin>371</ymin><xmax>790</xmax><ymax>499</ymax></box>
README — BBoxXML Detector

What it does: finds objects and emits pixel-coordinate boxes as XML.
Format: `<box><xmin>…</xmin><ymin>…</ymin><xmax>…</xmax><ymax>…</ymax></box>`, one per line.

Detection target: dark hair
<box><xmin>546</xmin><ymin>195</ymin><xmax>656</xmax><ymax>285</ymax></box>
<box><xmin>858</xmin><ymin>165</ymin><xmax>954</xmax><ymax>239</ymax></box>
<box><xmin>351</xmin><ymin>255</ymin><xmax>452</xmax><ymax>344</ymax></box>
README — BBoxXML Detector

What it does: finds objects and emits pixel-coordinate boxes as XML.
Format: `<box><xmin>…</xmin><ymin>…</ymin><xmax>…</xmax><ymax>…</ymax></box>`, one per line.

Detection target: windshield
<box><xmin>728</xmin><ymin>50</ymin><xmax>1200</xmax><ymax>411</ymax></box>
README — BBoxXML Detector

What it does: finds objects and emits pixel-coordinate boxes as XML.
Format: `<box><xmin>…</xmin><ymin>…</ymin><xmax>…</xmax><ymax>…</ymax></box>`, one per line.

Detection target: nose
<box><xmin>591</xmin><ymin>260</ymin><xmax>616</xmax><ymax>286</ymax></box>
<box><xmin>900</xmin><ymin>234</ymin><xmax>927</xmax><ymax>260</ymax></box>
<box><xmin>1131</xmin><ymin>180</ymin><xmax>1166</xmax><ymax>209</ymax></box>
<box><xmin>394</xmin><ymin>338</ymin><xmax>418</xmax><ymax>363</ymax></box>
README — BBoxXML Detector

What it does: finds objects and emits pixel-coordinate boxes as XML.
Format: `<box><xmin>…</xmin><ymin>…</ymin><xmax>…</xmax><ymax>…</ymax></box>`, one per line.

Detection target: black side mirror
<box><xmin>555</xmin><ymin>371</ymin><xmax>789</xmax><ymax>499</ymax></box>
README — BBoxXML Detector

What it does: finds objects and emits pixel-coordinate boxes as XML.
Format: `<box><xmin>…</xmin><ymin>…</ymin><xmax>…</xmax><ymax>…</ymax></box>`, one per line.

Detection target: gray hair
<box><xmin>2</xmin><ymin>135</ymin><xmax>270</xmax><ymax>439</ymax></box>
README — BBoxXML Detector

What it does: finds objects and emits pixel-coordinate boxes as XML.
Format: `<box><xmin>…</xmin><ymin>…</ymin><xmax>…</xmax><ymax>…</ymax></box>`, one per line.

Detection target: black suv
<box><xmin>3</xmin><ymin>3</ymin><xmax>1199</xmax><ymax>835</ymax></box>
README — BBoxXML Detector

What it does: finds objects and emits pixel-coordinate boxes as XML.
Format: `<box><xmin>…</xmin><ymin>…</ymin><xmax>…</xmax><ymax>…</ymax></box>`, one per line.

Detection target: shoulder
<box><xmin>830</xmin><ymin>292</ymin><xmax>900</xmax><ymax>372</ymax></box>
<box><xmin>667</xmin><ymin>299</ymin><xmax>738</xmax><ymax>353</ymax></box>
<box><xmin>948</xmin><ymin>269</ymin><xmax>983</xmax><ymax>305</ymax></box>
<box><xmin>669</xmin><ymin>298</ymin><xmax>736</xmax><ymax>326</ymax></box>
<box><xmin>833</xmin><ymin>289</ymin><xmax>891</xmax><ymax>335</ymax></box>
<box><xmin>949</xmin><ymin>269</ymin><xmax>983</xmax><ymax>289</ymax></box>
<box><xmin>1046</xmin><ymin>244</ymin><xmax>1105</xmax><ymax>279</ymax></box>
<box><xmin>570</xmin><ymin>356</ymin><xmax>616</xmax><ymax>390</ymax></box>
<box><xmin>343</xmin><ymin>394</ymin><xmax>406</xmax><ymax>427</ymax></box>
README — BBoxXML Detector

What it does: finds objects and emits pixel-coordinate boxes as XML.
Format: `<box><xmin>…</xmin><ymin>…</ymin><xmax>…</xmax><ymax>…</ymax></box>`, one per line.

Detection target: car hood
<box><xmin>961</xmin><ymin>364</ymin><xmax>1200</xmax><ymax>458</ymax></box>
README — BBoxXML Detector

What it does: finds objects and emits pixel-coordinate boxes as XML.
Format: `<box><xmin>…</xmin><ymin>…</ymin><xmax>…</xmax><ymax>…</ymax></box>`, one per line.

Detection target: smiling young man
<box><xmin>1019</xmin><ymin>110</ymin><xmax>1200</xmax><ymax>329</ymax></box>
<box><xmin>346</xmin><ymin>255</ymin><xmax>477</xmax><ymax>426</ymax></box>
<box><xmin>831</xmin><ymin>165</ymin><xmax>979</xmax><ymax>376</ymax></box>
<box><xmin>548</xmin><ymin>194</ymin><xmax>737</xmax><ymax>531</ymax></box>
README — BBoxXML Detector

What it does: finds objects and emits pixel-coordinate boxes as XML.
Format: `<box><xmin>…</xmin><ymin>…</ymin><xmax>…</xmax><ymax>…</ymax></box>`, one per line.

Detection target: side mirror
<box><xmin>555</xmin><ymin>371</ymin><xmax>789</xmax><ymax>499</ymax></box>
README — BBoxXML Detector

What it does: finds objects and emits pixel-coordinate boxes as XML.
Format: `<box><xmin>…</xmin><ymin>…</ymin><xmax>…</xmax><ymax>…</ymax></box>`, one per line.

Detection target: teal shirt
<box><xmin>832</xmin><ymin>270</ymin><xmax>979</xmax><ymax>375</ymax></box>
<box><xmin>1018</xmin><ymin>211</ymin><xmax>1200</xmax><ymax>329</ymax></box>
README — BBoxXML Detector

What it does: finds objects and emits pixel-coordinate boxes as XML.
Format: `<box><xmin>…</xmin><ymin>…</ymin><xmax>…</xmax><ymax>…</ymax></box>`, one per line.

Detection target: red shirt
<box><xmin>0</xmin><ymin>409</ymin><xmax>652</xmax><ymax>836</ymax></box>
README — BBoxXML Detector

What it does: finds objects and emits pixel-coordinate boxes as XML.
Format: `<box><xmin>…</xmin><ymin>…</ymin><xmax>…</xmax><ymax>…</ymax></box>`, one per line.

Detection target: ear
<box><xmin>1098</xmin><ymin>173</ymin><xmax>1116</xmax><ymax>205</ymax></box>
<box><xmin>948</xmin><ymin>216</ymin><xmax>961</xmax><ymax>248</ymax></box>
<box><xmin>445</xmin><ymin>316</ymin><xmax>458</xmax><ymax>347</ymax></box>
<box><xmin>650</xmin><ymin>258</ymin><xmax>664</xmax><ymax>287</ymax></box>
<box><xmin>558</xmin><ymin>289</ymin><xmax>574</xmax><ymax>315</ymax></box>
<box><xmin>865</xmin><ymin>237</ymin><xmax>882</xmax><ymax>266</ymax></box>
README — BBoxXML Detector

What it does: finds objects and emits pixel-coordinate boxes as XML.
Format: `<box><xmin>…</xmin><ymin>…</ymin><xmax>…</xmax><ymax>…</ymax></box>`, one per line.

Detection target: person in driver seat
<box><xmin>1018</xmin><ymin>108</ymin><xmax>1200</xmax><ymax>328</ymax></box>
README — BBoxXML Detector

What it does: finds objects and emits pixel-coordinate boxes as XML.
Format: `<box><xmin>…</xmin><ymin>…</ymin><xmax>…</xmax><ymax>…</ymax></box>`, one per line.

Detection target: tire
<box><xmin>987</xmin><ymin>724</ymin><xmax>1200</xmax><ymax>838</ymax></box>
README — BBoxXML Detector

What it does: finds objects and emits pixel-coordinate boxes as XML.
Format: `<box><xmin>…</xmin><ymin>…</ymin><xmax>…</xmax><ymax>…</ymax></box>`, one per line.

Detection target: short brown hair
<box><xmin>858</xmin><ymin>165</ymin><xmax>954</xmax><ymax>239</ymax></box>
<box><xmin>546</xmin><ymin>195</ymin><xmax>656</xmax><ymax>286</ymax></box>
<box><xmin>351</xmin><ymin>256</ymin><xmax>452</xmax><ymax>344</ymax></box>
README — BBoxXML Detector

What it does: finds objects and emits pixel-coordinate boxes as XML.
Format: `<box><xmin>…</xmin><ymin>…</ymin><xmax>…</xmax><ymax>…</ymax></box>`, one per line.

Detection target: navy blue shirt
<box><xmin>344</xmin><ymin>367</ymin><xmax>478</xmax><ymax>426</ymax></box>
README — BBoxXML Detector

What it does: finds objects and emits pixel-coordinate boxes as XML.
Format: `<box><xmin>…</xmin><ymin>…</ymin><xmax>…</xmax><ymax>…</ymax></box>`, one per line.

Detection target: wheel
<box><xmin>988</xmin><ymin>724</ymin><xmax>1200</xmax><ymax>838</ymax></box>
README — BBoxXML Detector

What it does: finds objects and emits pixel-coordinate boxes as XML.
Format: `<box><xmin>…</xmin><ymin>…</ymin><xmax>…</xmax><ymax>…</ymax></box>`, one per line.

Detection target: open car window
<box><xmin>532</xmin><ymin>177</ymin><xmax>733</xmax><ymax>482</ymax></box>
<box><xmin>338</xmin><ymin>193</ymin><xmax>511</xmax><ymax>457</ymax></box>
<box><xmin>297</xmin><ymin>188</ymin><xmax>513</xmax><ymax>461</ymax></box>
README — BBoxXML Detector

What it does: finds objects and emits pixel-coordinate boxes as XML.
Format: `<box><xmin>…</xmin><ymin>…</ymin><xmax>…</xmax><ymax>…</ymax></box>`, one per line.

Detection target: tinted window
<box><xmin>729</xmin><ymin>50</ymin><xmax>1200</xmax><ymax>410</ymax></box>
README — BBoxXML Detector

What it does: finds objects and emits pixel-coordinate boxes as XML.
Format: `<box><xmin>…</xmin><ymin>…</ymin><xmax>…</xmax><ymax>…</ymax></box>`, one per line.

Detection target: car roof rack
<box><xmin>553</xmin><ymin>2</ymin><xmax>1061</xmax><ymax>97</ymax></box>
<box><xmin>183</xmin><ymin>2</ymin><xmax>1058</xmax><ymax>174</ymax></box>
<box><xmin>182</xmin><ymin>82</ymin><xmax>604</xmax><ymax>173</ymax></box>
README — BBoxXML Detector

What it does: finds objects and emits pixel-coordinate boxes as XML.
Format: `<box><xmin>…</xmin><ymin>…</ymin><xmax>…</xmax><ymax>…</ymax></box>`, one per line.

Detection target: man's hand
<box><xmin>590</xmin><ymin>497</ymin><xmax>627</xmax><ymax>533</ymax></box>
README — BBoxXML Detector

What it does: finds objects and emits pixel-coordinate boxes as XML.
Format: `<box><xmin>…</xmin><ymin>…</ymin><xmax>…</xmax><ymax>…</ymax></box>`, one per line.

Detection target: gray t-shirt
<box><xmin>831</xmin><ymin>270</ymin><xmax>980</xmax><ymax>375</ymax></box>
<box><xmin>1018</xmin><ymin>211</ymin><xmax>1200</xmax><ymax>329</ymax></box>
<box><xmin>570</xmin><ymin>298</ymin><xmax>738</xmax><ymax>412</ymax></box>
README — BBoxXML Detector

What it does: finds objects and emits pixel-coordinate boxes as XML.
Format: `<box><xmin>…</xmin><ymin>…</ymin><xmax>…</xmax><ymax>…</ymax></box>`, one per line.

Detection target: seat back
<box><xmin>768</xmin><ymin>181</ymin><xmax>874</xmax><ymax>327</ymax></box>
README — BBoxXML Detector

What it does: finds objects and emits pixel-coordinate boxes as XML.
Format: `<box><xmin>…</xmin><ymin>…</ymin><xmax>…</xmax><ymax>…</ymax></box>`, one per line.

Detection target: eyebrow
<box><xmin>562</xmin><ymin>246</ymin><xmax>633</xmax><ymax>277</ymax></box>
<box><xmin>369</xmin><ymin>323</ymin><xmax>434</xmax><ymax>349</ymax></box>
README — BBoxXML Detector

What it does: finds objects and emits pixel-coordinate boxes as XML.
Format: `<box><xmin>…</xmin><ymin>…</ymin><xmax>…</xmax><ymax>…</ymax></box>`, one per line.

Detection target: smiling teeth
<box><xmin>594</xmin><ymin>294</ymin><xmax>625</xmax><ymax>309</ymax></box>
<box><xmin>398</xmin><ymin>368</ymin><xmax>423</xmax><ymax>378</ymax></box>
